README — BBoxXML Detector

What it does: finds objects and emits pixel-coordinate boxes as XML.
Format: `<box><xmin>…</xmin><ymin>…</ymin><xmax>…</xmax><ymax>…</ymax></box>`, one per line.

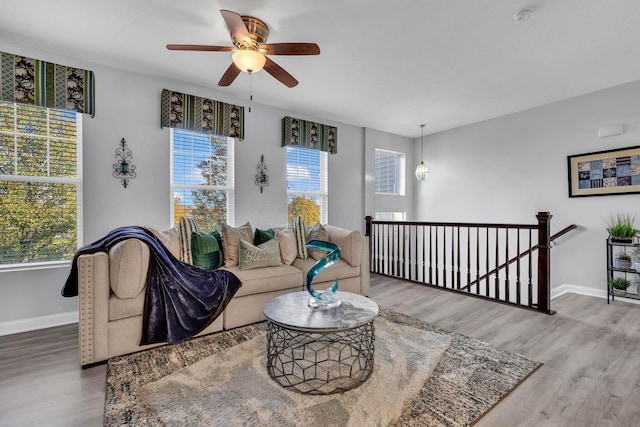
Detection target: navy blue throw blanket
<box><xmin>61</xmin><ymin>226</ymin><xmax>242</xmax><ymax>345</ymax></box>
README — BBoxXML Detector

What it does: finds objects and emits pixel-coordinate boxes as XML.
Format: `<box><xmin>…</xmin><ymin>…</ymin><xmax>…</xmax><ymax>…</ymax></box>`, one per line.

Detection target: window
<box><xmin>375</xmin><ymin>211</ymin><xmax>406</xmax><ymax>221</ymax></box>
<box><xmin>286</xmin><ymin>147</ymin><xmax>328</xmax><ymax>225</ymax></box>
<box><xmin>171</xmin><ymin>129</ymin><xmax>234</xmax><ymax>229</ymax></box>
<box><xmin>0</xmin><ymin>102</ymin><xmax>82</xmax><ymax>266</ymax></box>
<box><xmin>375</xmin><ymin>149</ymin><xmax>405</xmax><ymax>195</ymax></box>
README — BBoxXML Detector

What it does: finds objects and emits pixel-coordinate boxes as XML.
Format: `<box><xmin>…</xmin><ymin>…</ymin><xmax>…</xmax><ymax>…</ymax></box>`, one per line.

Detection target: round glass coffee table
<box><xmin>263</xmin><ymin>291</ymin><xmax>379</xmax><ymax>395</ymax></box>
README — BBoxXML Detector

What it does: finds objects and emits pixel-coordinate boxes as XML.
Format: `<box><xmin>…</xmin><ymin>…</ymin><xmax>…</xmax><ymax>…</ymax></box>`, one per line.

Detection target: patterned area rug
<box><xmin>104</xmin><ymin>308</ymin><xmax>541</xmax><ymax>426</ymax></box>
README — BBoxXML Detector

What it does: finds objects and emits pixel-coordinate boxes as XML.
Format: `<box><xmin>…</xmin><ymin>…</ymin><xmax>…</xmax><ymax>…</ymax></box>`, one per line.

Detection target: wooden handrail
<box><xmin>461</xmin><ymin>224</ymin><xmax>577</xmax><ymax>291</ymax></box>
<box><xmin>551</xmin><ymin>224</ymin><xmax>577</xmax><ymax>241</ymax></box>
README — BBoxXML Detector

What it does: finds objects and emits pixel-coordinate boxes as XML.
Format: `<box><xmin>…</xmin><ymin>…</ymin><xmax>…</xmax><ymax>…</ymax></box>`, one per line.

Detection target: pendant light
<box><xmin>415</xmin><ymin>124</ymin><xmax>429</xmax><ymax>181</ymax></box>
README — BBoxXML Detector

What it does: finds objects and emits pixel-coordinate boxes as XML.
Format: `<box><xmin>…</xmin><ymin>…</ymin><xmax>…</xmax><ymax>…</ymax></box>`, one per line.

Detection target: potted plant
<box><xmin>609</xmin><ymin>277</ymin><xmax>631</xmax><ymax>296</ymax></box>
<box><xmin>605</xmin><ymin>212</ymin><xmax>639</xmax><ymax>242</ymax></box>
<box><xmin>614</xmin><ymin>252</ymin><xmax>633</xmax><ymax>270</ymax></box>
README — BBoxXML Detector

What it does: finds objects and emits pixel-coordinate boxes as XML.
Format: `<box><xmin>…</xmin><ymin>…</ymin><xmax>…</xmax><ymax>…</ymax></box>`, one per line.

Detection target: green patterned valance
<box><xmin>281</xmin><ymin>116</ymin><xmax>337</xmax><ymax>154</ymax></box>
<box><xmin>0</xmin><ymin>51</ymin><xmax>95</xmax><ymax>116</ymax></box>
<box><xmin>161</xmin><ymin>89</ymin><xmax>244</xmax><ymax>139</ymax></box>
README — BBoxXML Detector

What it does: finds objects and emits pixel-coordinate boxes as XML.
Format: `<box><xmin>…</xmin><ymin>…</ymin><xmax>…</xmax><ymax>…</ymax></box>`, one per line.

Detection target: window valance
<box><xmin>160</xmin><ymin>89</ymin><xmax>244</xmax><ymax>140</ymax></box>
<box><xmin>0</xmin><ymin>51</ymin><xmax>95</xmax><ymax>116</ymax></box>
<box><xmin>281</xmin><ymin>116</ymin><xmax>337</xmax><ymax>154</ymax></box>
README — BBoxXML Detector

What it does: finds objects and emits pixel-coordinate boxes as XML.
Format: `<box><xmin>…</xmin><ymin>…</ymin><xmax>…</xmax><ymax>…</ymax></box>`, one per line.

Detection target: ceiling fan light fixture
<box><xmin>232</xmin><ymin>49</ymin><xmax>266</xmax><ymax>73</ymax></box>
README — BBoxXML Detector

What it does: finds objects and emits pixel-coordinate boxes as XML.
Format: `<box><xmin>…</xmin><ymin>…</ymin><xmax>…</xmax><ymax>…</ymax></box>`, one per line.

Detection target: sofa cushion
<box><xmin>292</xmin><ymin>257</ymin><xmax>360</xmax><ymax>284</ymax></box>
<box><xmin>254</xmin><ymin>227</ymin><xmax>276</xmax><ymax>246</ymax></box>
<box><xmin>109</xmin><ymin>239</ymin><xmax>149</xmax><ymax>299</ymax></box>
<box><xmin>222</xmin><ymin>222</ymin><xmax>253</xmax><ymax>267</ymax></box>
<box><xmin>178</xmin><ymin>217</ymin><xmax>199</xmax><ymax>264</ymax></box>
<box><xmin>146</xmin><ymin>227</ymin><xmax>181</xmax><ymax>259</ymax></box>
<box><xmin>239</xmin><ymin>238</ymin><xmax>282</xmax><ymax>270</ymax></box>
<box><xmin>293</xmin><ymin>215</ymin><xmax>308</xmax><ymax>259</ymax></box>
<box><xmin>325</xmin><ymin>225</ymin><xmax>362</xmax><ymax>267</ymax></box>
<box><xmin>276</xmin><ymin>228</ymin><xmax>297</xmax><ymax>265</ymax></box>
<box><xmin>306</xmin><ymin>222</ymin><xmax>330</xmax><ymax>260</ymax></box>
<box><xmin>191</xmin><ymin>230</ymin><xmax>224</xmax><ymax>269</ymax></box>
<box><xmin>221</xmin><ymin>265</ymin><xmax>303</xmax><ymax>298</ymax></box>
<box><xmin>109</xmin><ymin>290</ymin><xmax>145</xmax><ymax>321</ymax></box>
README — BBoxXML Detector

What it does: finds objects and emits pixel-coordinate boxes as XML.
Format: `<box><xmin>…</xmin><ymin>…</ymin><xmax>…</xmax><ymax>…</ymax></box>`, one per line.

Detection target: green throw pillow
<box><xmin>254</xmin><ymin>228</ymin><xmax>276</xmax><ymax>246</ymax></box>
<box><xmin>239</xmin><ymin>238</ymin><xmax>282</xmax><ymax>270</ymax></box>
<box><xmin>191</xmin><ymin>230</ymin><xmax>224</xmax><ymax>269</ymax></box>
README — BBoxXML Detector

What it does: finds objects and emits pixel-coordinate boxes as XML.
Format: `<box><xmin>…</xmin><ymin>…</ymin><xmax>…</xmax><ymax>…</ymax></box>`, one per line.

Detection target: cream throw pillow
<box><xmin>293</xmin><ymin>216</ymin><xmax>308</xmax><ymax>259</ymax></box>
<box><xmin>306</xmin><ymin>222</ymin><xmax>330</xmax><ymax>260</ymax></box>
<box><xmin>276</xmin><ymin>228</ymin><xmax>297</xmax><ymax>265</ymax></box>
<box><xmin>177</xmin><ymin>217</ymin><xmax>199</xmax><ymax>264</ymax></box>
<box><xmin>239</xmin><ymin>238</ymin><xmax>282</xmax><ymax>270</ymax></box>
<box><xmin>222</xmin><ymin>222</ymin><xmax>253</xmax><ymax>267</ymax></box>
<box><xmin>146</xmin><ymin>226</ymin><xmax>181</xmax><ymax>259</ymax></box>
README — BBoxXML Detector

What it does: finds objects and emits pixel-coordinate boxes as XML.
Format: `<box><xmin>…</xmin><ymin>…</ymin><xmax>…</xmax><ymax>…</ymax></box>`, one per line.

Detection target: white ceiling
<box><xmin>1</xmin><ymin>0</ymin><xmax>639</xmax><ymax>138</ymax></box>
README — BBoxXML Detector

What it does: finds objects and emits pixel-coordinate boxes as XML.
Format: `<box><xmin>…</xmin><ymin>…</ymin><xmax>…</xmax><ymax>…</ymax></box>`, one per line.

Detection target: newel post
<box><xmin>536</xmin><ymin>211</ymin><xmax>555</xmax><ymax>315</ymax></box>
<box><xmin>365</xmin><ymin>216</ymin><xmax>373</xmax><ymax>273</ymax></box>
<box><xmin>365</xmin><ymin>216</ymin><xmax>372</xmax><ymax>237</ymax></box>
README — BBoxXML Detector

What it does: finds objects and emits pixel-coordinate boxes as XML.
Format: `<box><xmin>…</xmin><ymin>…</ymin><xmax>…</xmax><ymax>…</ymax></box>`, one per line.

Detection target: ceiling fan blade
<box><xmin>263</xmin><ymin>57</ymin><xmax>298</xmax><ymax>88</ymax></box>
<box><xmin>220</xmin><ymin>9</ymin><xmax>251</xmax><ymax>46</ymax></box>
<box><xmin>218</xmin><ymin>63</ymin><xmax>241</xmax><ymax>86</ymax></box>
<box><xmin>166</xmin><ymin>44</ymin><xmax>235</xmax><ymax>52</ymax></box>
<box><xmin>261</xmin><ymin>43</ymin><xmax>320</xmax><ymax>56</ymax></box>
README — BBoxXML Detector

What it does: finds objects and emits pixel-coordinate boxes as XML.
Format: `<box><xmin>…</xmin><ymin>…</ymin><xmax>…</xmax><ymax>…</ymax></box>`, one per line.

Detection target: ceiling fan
<box><xmin>166</xmin><ymin>9</ymin><xmax>320</xmax><ymax>88</ymax></box>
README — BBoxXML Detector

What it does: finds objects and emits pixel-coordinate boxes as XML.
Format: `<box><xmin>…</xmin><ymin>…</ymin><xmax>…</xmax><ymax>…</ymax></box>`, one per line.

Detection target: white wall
<box><xmin>416</xmin><ymin>80</ymin><xmax>640</xmax><ymax>295</ymax></box>
<box><xmin>0</xmin><ymin>40</ymin><xmax>367</xmax><ymax>331</ymax></box>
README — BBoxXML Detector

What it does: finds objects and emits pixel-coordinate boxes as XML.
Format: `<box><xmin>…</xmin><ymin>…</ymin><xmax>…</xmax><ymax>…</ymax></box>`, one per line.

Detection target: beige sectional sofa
<box><xmin>76</xmin><ymin>224</ymin><xmax>369</xmax><ymax>367</ymax></box>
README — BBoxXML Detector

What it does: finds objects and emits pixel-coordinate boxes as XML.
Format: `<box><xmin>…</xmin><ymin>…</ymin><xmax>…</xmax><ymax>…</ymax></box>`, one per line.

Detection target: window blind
<box><xmin>0</xmin><ymin>101</ymin><xmax>82</xmax><ymax>266</ymax></box>
<box><xmin>286</xmin><ymin>146</ymin><xmax>328</xmax><ymax>225</ymax></box>
<box><xmin>375</xmin><ymin>150</ymin><xmax>400</xmax><ymax>194</ymax></box>
<box><xmin>171</xmin><ymin>129</ymin><xmax>234</xmax><ymax>230</ymax></box>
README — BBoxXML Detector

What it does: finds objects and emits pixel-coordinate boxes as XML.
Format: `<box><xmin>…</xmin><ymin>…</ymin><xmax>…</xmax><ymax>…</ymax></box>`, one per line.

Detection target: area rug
<box><xmin>104</xmin><ymin>308</ymin><xmax>541</xmax><ymax>426</ymax></box>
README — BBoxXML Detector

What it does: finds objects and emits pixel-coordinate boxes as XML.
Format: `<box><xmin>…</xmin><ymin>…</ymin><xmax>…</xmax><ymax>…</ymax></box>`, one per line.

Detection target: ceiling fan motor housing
<box><xmin>240</xmin><ymin>16</ymin><xmax>269</xmax><ymax>48</ymax></box>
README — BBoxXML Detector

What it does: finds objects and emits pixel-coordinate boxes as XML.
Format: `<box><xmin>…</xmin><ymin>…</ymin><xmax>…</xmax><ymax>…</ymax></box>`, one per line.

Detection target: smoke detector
<box><xmin>513</xmin><ymin>8</ymin><xmax>533</xmax><ymax>23</ymax></box>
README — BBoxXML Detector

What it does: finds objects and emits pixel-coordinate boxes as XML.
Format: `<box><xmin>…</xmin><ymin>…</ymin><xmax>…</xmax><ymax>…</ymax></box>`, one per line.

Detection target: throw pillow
<box><xmin>222</xmin><ymin>222</ymin><xmax>253</xmax><ymax>267</ymax></box>
<box><xmin>178</xmin><ymin>217</ymin><xmax>199</xmax><ymax>264</ymax></box>
<box><xmin>239</xmin><ymin>238</ymin><xmax>282</xmax><ymax>270</ymax></box>
<box><xmin>191</xmin><ymin>230</ymin><xmax>224</xmax><ymax>269</ymax></box>
<box><xmin>254</xmin><ymin>228</ymin><xmax>276</xmax><ymax>246</ymax></box>
<box><xmin>276</xmin><ymin>228</ymin><xmax>297</xmax><ymax>265</ymax></box>
<box><xmin>293</xmin><ymin>215</ymin><xmax>308</xmax><ymax>259</ymax></box>
<box><xmin>306</xmin><ymin>222</ymin><xmax>330</xmax><ymax>260</ymax></box>
<box><xmin>146</xmin><ymin>226</ymin><xmax>181</xmax><ymax>259</ymax></box>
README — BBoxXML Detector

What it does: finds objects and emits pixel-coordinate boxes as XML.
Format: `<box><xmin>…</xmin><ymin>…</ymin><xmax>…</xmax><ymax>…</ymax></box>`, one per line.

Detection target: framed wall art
<box><xmin>567</xmin><ymin>145</ymin><xmax>640</xmax><ymax>197</ymax></box>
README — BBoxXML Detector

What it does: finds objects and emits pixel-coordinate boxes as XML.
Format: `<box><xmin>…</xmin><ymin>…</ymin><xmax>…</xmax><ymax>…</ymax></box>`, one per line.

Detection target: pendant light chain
<box><xmin>415</xmin><ymin>124</ymin><xmax>430</xmax><ymax>181</ymax></box>
<box><xmin>421</xmin><ymin>124</ymin><xmax>424</xmax><ymax>160</ymax></box>
<box><xmin>249</xmin><ymin>72</ymin><xmax>253</xmax><ymax>113</ymax></box>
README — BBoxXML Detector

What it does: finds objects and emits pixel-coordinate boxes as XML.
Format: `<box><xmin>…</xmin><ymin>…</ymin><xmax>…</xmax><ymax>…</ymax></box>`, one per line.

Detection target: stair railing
<box><xmin>365</xmin><ymin>212</ymin><xmax>576</xmax><ymax>314</ymax></box>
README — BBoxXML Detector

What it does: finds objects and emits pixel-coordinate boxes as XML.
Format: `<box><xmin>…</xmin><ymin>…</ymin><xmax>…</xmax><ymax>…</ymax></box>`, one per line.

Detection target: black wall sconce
<box><xmin>255</xmin><ymin>154</ymin><xmax>269</xmax><ymax>193</ymax></box>
<box><xmin>113</xmin><ymin>138</ymin><xmax>136</xmax><ymax>188</ymax></box>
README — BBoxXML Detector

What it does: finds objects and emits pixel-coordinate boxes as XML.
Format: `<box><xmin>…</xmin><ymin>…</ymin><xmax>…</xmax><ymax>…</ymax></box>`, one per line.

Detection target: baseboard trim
<box><xmin>0</xmin><ymin>311</ymin><xmax>78</xmax><ymax>336</ymax></box>
<box><xmin>552</xmin><ymin>283</ymin><xmax>640</xmax><ymax>306</ymax></box>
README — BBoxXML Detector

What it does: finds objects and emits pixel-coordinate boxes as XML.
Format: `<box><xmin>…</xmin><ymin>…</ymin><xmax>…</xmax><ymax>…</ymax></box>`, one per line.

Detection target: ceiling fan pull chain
<box><xmin>249</xmin><ymin>72</ymin><xmax>253</xmax><ymax>113</ymax></box>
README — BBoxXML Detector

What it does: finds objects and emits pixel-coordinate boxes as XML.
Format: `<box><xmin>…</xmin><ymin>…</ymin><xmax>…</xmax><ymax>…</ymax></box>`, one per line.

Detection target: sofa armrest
<box><xmin>78</xmin><ymin>252</ymin><xmax>110</xmax><ymax>366</ymax></box>
<box><xmin>324</xmin><ymin>224</ymin><xmax>362</xmax><ymax>267</ymax></box>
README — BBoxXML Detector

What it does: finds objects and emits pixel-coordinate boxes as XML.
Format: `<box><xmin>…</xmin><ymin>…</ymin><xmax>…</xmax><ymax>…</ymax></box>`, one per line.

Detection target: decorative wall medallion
<box><xmin>113</xmin><ymin>138</ymin><xmax>136</xmax><ymax>188</ymax></box>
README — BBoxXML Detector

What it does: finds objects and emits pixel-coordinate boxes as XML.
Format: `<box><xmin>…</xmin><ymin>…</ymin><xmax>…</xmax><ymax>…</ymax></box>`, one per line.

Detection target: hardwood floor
<box><xmin>2</xmin><ymin>274</ymin><xmax>640</xmax><ymax>426</ymax></box>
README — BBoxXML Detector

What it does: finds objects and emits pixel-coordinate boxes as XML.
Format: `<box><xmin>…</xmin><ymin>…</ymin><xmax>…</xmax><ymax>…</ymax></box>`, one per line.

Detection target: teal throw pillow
<box><xmin>239</xmin><ymin>238</ymin><xmax>282</xmax><ymax>270</ymax></box>
<box><xmin>254</xmin><ymin>228</ymin><xmax>276</xmax><ymax>246</ymax></box>
<box><xmin>191</xmin><ymin>230</ymin><xmax>224</xmax><ymax>269</ymax></box>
